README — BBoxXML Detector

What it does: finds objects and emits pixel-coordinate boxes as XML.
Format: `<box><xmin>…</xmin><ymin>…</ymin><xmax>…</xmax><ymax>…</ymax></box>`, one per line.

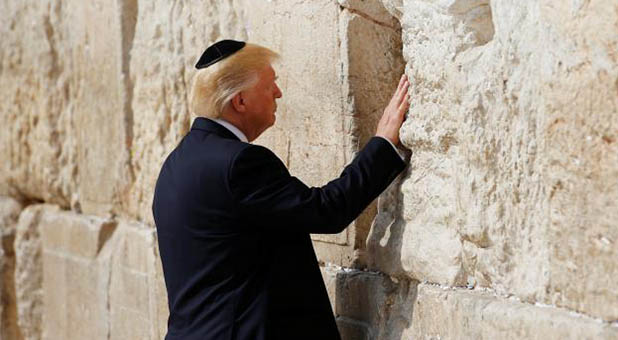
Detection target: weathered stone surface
<box><xmin>0</xmin><ymin>197</ymin><xmax>24</xmax><ymax>340</ymax></box>
<box><xmin>538</xmin><ymin>0</ymin><xmax>618</xmax><ymax>321</ymax></box>
<box><xmin>411</xmin><ymin>284</ymin><xmax>618</xmax><ymax>340</ymax></box>
<box><xmin>0</xmin><ymin>1</ymin><xmax>77</xmax><ymax>206</ymax></box>
<box><xmin>14</xmin><ymin>204</ymin><xmax>59</xmax><ymax>340</ymax></box>
<box><xmin>0</xmin><ymin>1</ymin><xmax>132</xmax><ymax>217</ymax></box>
<box><xmin>69</xmin><ymin>0</ymin><xmax>134</xmax><ymax>216</ymax></box>
<box><xmin>369</xmin><ymin>0</ymin><xmax>618</xmax><ymax>320</ymax></box>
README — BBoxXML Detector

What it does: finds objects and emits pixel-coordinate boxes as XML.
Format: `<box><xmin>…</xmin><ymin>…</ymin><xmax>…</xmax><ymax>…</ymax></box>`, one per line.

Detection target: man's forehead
<box><xmin>261</xmin><ymin>65</ymin><xmax>277</xmax><ymax>80</ymax></box>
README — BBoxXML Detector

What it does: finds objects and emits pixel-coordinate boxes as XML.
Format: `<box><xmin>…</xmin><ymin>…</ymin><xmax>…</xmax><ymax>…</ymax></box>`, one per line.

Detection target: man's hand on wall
<box><xmin>375</xmin><ymin>74</ymin><xmax>410</xmax><ymax>146</ymax></box>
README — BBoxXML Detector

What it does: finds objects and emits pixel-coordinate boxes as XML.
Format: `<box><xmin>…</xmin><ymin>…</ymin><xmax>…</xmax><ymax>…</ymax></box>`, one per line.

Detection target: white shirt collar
<box><xmin>211</xmin><ymin>118</ymin><xmax>249</xmax><ymax>143</ymax></box>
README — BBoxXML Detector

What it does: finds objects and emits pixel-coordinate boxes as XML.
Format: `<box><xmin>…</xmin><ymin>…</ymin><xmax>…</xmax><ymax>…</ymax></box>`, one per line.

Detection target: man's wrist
<box><xmin>375</xmin><ymin>136</ymin><xmax>405</xmax><ymax>160</ymax></box>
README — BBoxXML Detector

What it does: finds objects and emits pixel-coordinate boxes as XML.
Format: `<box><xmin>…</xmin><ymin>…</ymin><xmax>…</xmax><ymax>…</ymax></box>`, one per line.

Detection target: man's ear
<box><xmin>231</xmin><ymin>92</ymin><xmax>246</xmax><ymax>112</ymax></box>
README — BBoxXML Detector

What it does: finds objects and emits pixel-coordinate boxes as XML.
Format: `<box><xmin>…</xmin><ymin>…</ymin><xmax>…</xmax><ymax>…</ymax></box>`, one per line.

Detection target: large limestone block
<box><xmin>14</xmin><ymin>204</ymin><xmax>59</xmax><ymax>340</ymax></box>
<box><xmin>0</xmin><ymin>1</ymin><xmax>132</xmax><ymax>216</ymax></box>
<box><xmin>369</xmin><ymin>0</ymin><xmax>618</xmax><ymax>320</ymax></box>
<box><xmin>69</xmin><ymin>0</ymin><xmax>134</xmax><ymax>216</ymax></box>
<box><xmin>537</xmin><ymin>0</ymin><xmax>618</xmax><ymax>320</ymax></box>
<box><xmin>410</xmin><ymin>284</ymin><xmax>618</xmax><ymax>340</ymax></box>
<box><xmin>125</xmin><ymin>0</ymin><xmax>248</xmax><ymax>223</ymax></box>
<box><xmin>39</xmin><ymin>210</ymin><xmax>115</xmax><ymax>340</ymax></box>
<box><xmin>37</xmin><ymin>210</ymin><xmax>168</xmax><ymax>340</ymax></box>
<box><xmin>109</xmin><ymin>221</ymin><xmax>168</xmax><ymax>340</ymax></box>
<box><xmin>243</xmin><ymin>0</ymin><xmax>404</xmax><ymax>266</ymax></box>
<box><xmin>0</xmin><ymin>197</ymin><xmax>24</xmax><ymax>340</ymax></box>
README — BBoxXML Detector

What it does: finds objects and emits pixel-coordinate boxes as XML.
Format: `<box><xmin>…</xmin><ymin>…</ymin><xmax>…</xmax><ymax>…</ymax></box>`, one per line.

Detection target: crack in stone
<box><xmin>339</xmin><ymin>5</ymin><xmax>400</xmax><ymax>32</ymax></box>
<box><xmin>118</xmin><ymin>0</ymin><xmax>138</xmax><ymax>196</ymax></box>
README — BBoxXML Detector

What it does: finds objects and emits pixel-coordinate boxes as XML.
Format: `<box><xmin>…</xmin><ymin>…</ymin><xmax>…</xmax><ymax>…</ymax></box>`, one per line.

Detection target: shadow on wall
<box><xmin>366</xmin><ymin>166</ymin><xmax>410</xmax><ymax>278</ymax></box>
<box><xmin>333</xmin><ymin>165</ymin><xmax>417</xmax><ymax>339</ymax></box>
<box><xmin>333</xmin><ymin>268</ymin><xmax>418</xmax><ymax>340</ymax></box>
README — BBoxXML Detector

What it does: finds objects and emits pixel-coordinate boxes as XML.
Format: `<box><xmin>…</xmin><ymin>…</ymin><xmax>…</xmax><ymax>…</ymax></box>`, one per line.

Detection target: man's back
<box><xmin>153</xmin><ymin>118</ymin><xmax>406</xmax><ymax>339</ymax></box>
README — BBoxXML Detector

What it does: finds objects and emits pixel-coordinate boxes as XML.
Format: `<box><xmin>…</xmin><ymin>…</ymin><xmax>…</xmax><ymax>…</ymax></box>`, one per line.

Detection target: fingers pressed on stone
<box><xmin>398</xmin><ymin>84</ymin><xmax>410</xmax><ymax>105</ymax></box>
<box><xmin>399</xmin><ymin>95</ymin><xmax>410</xmax><ymax>112</ymax></box>
<box><xmin>397</xmin><ymin>74</ymin><xmax>406</xmax><ymax>91</ymax></box>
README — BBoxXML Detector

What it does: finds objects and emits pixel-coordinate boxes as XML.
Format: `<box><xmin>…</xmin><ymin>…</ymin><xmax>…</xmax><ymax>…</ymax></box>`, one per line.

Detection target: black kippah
<box><xmin>195</xmin><ymin>39</ymin><xmax>246</xmax><ymax>69</ymax></box>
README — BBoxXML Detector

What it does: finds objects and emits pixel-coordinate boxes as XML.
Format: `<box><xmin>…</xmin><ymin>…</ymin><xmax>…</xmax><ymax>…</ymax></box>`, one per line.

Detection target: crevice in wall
<box><xmin>118</xmin><ymin>0</ymin><xmax>138</xmax><ymax>190</ymax></box>
<box><xmin>339</xmin><ymin>5</ymin><xmax>400</xmax><ymax>31</ymax></box>
<box><xmin>96</xmin><ymin>220</ymin><xmax>118</xmax><ymax>257</ymax></box>
<box><xmin>98</xmin><ymin>224</ymin><xmax>118</xmax><ymax>340</ymax></box>
<box><xmin>2</xmin><ymin>232</ymin><xmax>24</xmax><ymax>340</ymax></box>
<box><xmin>42</xmin><ymin>13</ymin><xmax>59</xmax><ymax>79</ymax></box>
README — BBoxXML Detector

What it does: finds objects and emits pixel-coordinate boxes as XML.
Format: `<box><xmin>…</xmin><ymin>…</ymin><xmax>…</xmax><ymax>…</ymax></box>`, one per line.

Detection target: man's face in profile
<box><xmin>242</xmin><ymin>65</ymin><xmax>283</xmax><ymax>136</ymax></box>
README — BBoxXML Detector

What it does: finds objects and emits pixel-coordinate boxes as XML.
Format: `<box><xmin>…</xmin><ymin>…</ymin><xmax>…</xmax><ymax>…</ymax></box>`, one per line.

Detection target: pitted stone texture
<box><xmin>411</xmin><ymin>284</ymin><xmax>618</xmax><ymax>340</ymax></box>
<box><xmin>244</xmin><ymin>0</ymin><xmax>404</xmax><ymax>267</ymax></box>
<box><xmin>0</xmin><ymin>197</ymin><xmax>24</xmax><ymax>340</ymax></box>
<box><xmin>369</xmin><ymin>0</ymin><xmax>618</xmax><ymax>320</ymax></box>
<box><xmin>40</xmin><ymin>210</ymin><xmax>115</xmax><ymax>340</ymax></box>
<box><xmin>125</xmin><ymin>0</ymin><xmax>248</xmax><ymax>223</ymax></box>
<box><xmin>0</xmin><ymin>1</ymin><xmax>132</xmax><ymax>217</ymax></box>
<box><xmin>14</xmin><ymin>204</ymin><xmax>59</xmax><ymax>340</ymax></box>
<box><xmin>0</xmin><ymin>1</ymin><xmax>77</xmax><ymax>206</ymax></box>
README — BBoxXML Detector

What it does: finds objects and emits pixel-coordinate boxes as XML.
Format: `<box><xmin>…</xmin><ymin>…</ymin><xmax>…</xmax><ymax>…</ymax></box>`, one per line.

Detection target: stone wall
<box><xmin>1</xmin><ymin>0</ymin><xmax>616</xmax><ymax>339</ymax></box>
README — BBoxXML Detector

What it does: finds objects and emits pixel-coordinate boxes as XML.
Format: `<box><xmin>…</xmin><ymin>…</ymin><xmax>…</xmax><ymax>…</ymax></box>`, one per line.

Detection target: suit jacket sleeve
<box><xmin>228</xmin><ymin>136</ymin><xmax>407</xmax><ymax>234</ymax></box>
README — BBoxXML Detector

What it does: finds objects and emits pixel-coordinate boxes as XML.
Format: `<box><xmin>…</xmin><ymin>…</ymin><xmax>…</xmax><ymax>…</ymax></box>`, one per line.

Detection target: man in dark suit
<box><xmin>153</xmin><ymin>40</ymin><xmax>410</xmax><ymax>340</ymax></box>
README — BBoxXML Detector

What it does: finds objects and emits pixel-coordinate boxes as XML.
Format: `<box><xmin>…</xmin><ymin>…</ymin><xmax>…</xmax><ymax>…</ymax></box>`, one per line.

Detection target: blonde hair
<box><xmin>190</xmin><ymin>43</ymin><xmax>280</xmax><ymax>119</ymax></box>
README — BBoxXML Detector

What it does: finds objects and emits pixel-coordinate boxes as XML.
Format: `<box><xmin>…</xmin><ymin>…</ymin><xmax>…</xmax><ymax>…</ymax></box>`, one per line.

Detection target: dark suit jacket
<box><xmin>153</xmin><ymin>117</ymin><xmax>406</xmax><ymax>340</ymax></box>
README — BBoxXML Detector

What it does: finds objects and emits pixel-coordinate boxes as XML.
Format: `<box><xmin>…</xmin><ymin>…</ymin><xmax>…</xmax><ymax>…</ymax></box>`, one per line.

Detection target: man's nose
<box><xmin>274</xmin><ymin>84</ymin><xmax>282</xmax><ymax>99</ymax></box>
